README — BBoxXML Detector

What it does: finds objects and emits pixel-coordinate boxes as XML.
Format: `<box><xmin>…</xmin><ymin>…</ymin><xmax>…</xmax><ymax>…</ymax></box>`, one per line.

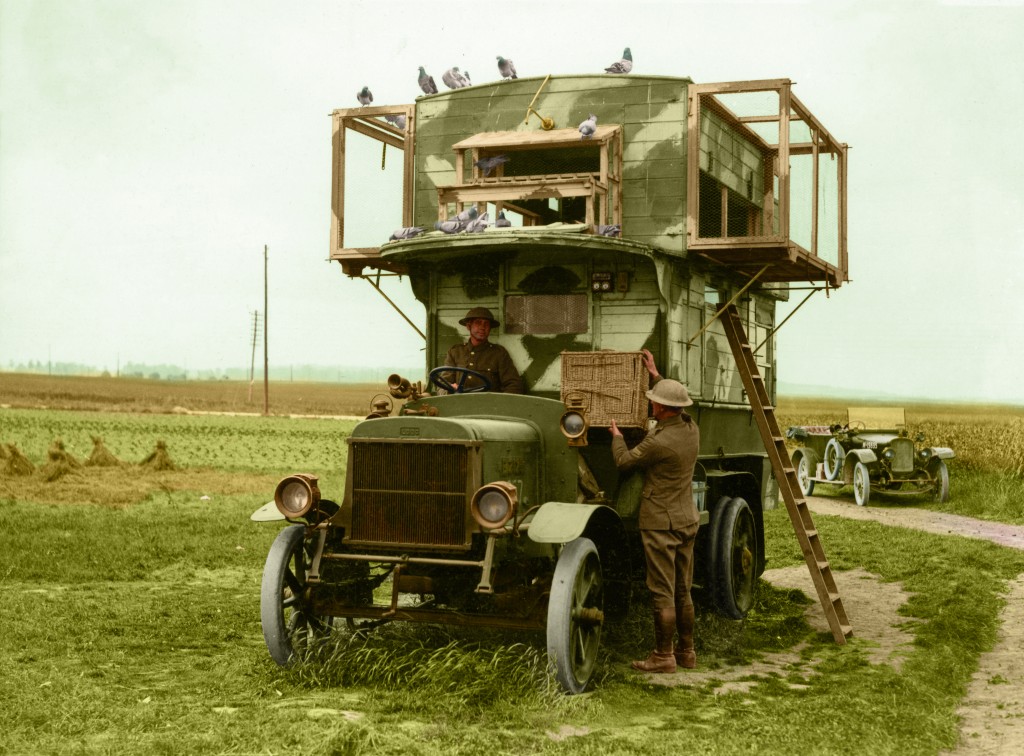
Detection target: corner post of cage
<box><xmin>331</xmin><ymin>111</ymin><xmax>346</xmax><ymax>257</ymax></box>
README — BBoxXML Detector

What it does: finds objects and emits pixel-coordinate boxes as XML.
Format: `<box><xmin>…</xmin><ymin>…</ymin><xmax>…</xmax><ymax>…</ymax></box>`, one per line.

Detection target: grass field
<box><xmin>2</xmin><ymin>373</ymin><xmax>1024</xmax><ymax>754</ymax></box>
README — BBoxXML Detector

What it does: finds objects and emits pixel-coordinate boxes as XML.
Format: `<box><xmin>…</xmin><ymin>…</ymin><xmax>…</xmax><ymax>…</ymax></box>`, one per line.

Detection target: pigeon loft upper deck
<box><xmin>330</xmin><ymin>75</ymin><xmax>847</xmax><ymax>288</ymax></box>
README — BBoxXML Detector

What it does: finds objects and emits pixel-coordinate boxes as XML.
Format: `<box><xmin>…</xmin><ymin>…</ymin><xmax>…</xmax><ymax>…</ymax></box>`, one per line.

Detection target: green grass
<box><xmin>2</xmin><ymin>491</ymin><xmax>1023</xmax><ymax>755</ymax></box>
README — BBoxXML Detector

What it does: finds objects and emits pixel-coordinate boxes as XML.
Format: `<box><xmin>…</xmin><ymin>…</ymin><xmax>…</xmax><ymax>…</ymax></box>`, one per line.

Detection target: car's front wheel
<box><xmin>547</xmin><ymin>537</ymin><xmax>604</xmax><ymax>695</ymax></box>
<box><xmin>795</xmin><ymin>451</ymin><xmax>815</xmax><ymax>497</ymax></box>
<box><xmin>929</xmin><ymin>459</ymin><xmax>950</xmax><ymax>503</ymax></box>
<box><xmin>852</xmin><ymin>462</ymin><xmax>871</xmax><ymax>507</ymax></box>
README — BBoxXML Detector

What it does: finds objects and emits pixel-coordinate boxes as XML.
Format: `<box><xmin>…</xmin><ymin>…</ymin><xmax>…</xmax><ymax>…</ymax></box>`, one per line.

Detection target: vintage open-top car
<box><xmin>786</xmin><ymin>407</ymin><xmax>954</xmax><ymax>506</ymax></box>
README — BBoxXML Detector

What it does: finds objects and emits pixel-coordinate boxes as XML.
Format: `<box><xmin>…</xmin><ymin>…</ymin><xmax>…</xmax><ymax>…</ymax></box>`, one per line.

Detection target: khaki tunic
<box><xmin>443</xmin><ymin>340</ymin><xmax>523</xmax><ymax>393</ymax></box>
<box><xmin>611</xmin><ymin>412</ymin><xmax>700</xmax><ymax>530</ymax></box>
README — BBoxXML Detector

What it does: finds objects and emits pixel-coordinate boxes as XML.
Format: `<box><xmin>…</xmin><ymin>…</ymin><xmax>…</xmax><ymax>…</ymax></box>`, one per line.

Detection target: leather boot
<box><xmin>632</xmin><ymin>608</ymin><xmax>677</xmax><ymax>673</ymax></box>
<box><xmin>674</xmin><ymin>600</ymin><xmax>696</xmax><ymax>669</ymax></box>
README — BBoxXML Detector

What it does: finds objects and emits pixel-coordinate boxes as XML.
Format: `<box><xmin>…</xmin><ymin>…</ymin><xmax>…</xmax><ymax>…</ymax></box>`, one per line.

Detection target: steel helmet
<box><xmin>459</xmin><ymin>307</ymin><xmax>500</xmax><ymax>327</ymax></box>
<box><xmin>645</xmin><ymin>379</ymin><xmax>693</xmax><ymax>408</ymax></box>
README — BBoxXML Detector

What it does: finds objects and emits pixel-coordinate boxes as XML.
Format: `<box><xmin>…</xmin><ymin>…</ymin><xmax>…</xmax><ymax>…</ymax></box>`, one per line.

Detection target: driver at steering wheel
<box><xmin>441</xmin><ymin>307</ymin><xmax>523</xmax><ymax>393</ymax></box>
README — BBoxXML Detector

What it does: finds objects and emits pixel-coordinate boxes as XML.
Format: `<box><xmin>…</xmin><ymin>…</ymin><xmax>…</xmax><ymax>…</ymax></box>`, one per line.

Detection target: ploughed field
<box><xmin>2</xmin><ymin>373</ymin><xmax>1024</xmax><ymax>754</ymax></box>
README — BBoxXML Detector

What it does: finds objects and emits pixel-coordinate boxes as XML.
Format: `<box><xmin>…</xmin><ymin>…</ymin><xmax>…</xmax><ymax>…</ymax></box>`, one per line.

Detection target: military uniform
<box><xmin>444</xmin><ymin>340</ymin><xmax>523</xmax><ymax>394</ymax></box>
<box><xmin>611</xmin><ymin>408</ymin><xmax>700</xmax><ymax>608</ymax></box>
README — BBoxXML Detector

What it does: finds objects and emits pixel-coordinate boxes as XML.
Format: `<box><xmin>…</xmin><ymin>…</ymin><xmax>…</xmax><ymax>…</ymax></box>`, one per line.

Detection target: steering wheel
<box><xmin>428</xmin><ymin>366</ymin><xmax>493</xmax><ymax>394</ymax></box>
<box><xmin>847</xmin><ymin>420</ymin><xmax>867</xmax><ymax>431</ymax></box>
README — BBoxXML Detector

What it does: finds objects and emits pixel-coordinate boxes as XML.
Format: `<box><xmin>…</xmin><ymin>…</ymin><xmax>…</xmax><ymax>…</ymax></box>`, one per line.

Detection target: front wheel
<box><xmin>930</xmin><ymin>460</ymin><xmax>950</xmax><ymax>503</ymax></box>
<box><xmin>260</xmin><ymin>525</ymin><xmax>333</xmax><ymax>666</ymax></box>
<box><xmin>853</xmin><ymin>462</ymin><xmax>871</xmax><ymax>507</ymax></box>
<box><xmin>547</xmin><ymin>538</ymin><xmax>604</xmax><ymax>695</ymax></box>
<box><xmin>710</xmin><ymin>497</ymin><xmax>760</xmax><ymax>619</ymax></box>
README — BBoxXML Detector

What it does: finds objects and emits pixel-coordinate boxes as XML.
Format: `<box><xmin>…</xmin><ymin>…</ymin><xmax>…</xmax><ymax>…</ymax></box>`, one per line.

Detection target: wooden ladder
<box><xmin>718</xmin><ymin>303</ymin><xmax>853</xmax><ymax>644</ymax></box>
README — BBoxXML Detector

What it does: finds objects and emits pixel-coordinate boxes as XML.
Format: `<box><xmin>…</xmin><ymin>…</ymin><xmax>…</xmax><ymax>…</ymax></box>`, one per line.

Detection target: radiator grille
<box><xmin>890</xmin><ymin>437</ymin><xmax>915</xmax><ymax>474</ymax></box>
<box><xmin>347</xmin><ymin>441</ymin><xmax>474</xmax><ymax>549</ymax></box>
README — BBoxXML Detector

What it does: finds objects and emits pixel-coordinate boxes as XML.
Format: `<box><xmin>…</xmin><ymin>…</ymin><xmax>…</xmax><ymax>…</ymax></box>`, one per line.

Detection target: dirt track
<box><xmin>650</xmin><ymin>497</ymin><xmax>1024</xmax><ymax>754</ymax></box>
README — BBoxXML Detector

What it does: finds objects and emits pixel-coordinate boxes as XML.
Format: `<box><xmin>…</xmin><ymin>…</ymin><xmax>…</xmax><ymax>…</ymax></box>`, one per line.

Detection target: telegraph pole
<box><xmin>248</xmin><ymin>311</ymin><xmax>261</xmax><ymax>403</ymax></box>
<box><xmin>263</xmin><ymin>244</ymin><xmax>269</xmax><ymax>416</ymax></box>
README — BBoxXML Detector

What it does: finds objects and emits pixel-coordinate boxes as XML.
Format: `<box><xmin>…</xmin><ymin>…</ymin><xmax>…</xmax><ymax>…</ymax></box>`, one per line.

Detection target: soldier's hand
<box><xmin>609</xmin><ymin>419</ymin><xmax>622</xmax><ymax>437</ymax></box>
<box><xmin>641</xmin><ymin>348</ymin><xmax>659</xmax><ymax>378</ymax></box>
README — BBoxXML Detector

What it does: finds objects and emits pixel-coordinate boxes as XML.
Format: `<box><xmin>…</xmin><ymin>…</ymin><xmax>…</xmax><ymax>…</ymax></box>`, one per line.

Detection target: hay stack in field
<box><xmin>85</xmin><ymin>435</ymin><xmax>122</xmax><ymax>467</ymax></box>
<box><xmin>1</xmin><ymin>443</ymin><xmax>36</xmax><ymax>476</ymax></box>
<box><xmin>40</xmin><ymin>438</ymin><xmax>83</xmax><ymax>482</ymax></box>
<box><xmin>140</xmin><ymin>440</ymin><xmax>177</xmax><ymax>471</ymax></box>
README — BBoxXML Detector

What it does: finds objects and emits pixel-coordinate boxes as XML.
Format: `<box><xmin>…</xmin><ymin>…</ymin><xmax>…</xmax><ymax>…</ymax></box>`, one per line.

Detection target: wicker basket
<box><xmin>560</xmin><ymin>351</ymin><xmax>649</xmax><ymax>428</ymax></box>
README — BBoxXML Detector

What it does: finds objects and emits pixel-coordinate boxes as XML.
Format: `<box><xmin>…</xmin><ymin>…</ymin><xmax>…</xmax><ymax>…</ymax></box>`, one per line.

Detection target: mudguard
<box><xmin>528</xmin><ymin>501</ymin><xmax>622</xmax><ymax>544</ymax></box>
<box><xmin>928</xmin><ymin>447</ymin><xmax>955</xmax><ymax>460</ymax></box>
<box><xmin>250</xmin><ymin>501</ymin><xmax>285</xmax><ymax>522</ymax></box>
<box><xmin>847</xmin><ymin>448</ymin><xmax>878</xmax><ymax>465</ymax></box>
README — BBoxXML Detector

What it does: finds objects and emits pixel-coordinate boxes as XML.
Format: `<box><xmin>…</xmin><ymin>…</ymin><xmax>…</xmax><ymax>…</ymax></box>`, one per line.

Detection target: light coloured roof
<box><xmin>451</xmin><ymin>124</ymin><xmax>620</xmax><ymax>151</ymax></box>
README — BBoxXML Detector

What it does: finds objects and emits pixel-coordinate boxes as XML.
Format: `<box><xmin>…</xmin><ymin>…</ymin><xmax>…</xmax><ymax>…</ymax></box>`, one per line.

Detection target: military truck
<box><xmin>253</xmin><ymin>72</ymin><xmax>849</xmax><ymax>693</ymax></box>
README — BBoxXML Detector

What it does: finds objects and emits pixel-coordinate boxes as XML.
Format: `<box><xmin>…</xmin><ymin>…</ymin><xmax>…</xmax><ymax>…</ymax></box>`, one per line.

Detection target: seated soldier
<box><xmin>443</xmin><ymin>307</ymin><xmax>523</xmax><ymax>393</ymax></box>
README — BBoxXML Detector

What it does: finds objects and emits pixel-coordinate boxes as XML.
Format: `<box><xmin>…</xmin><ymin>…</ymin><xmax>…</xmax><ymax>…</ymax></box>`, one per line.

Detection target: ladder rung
<box><xmin>817</xmin><ymin>560</ymin><xmax>830</xmax><ymax>571</ymax></box>
<box><xmin>829</xmin><ymin>592</ymin><xmax>842</xmax><ymax>605</ymax></box>
<box><xmin>840</xmin><ymin>625</ymin><xmax>853</xmax><ymax>637</ymax></box>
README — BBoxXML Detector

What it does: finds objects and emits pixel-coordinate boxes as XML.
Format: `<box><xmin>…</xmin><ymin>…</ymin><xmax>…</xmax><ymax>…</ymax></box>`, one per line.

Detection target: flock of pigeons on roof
<box><xmin>369</xmin><ymin>48</ymin><xmax>632</xmax><ymax>243</ymax></box>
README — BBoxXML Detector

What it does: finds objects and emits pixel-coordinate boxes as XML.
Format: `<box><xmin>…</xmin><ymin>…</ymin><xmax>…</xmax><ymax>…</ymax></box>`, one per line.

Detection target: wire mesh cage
<box><xmin>560</xmin><ymin>351</ymin><xmax>649</xmax><ymax>428</ymax></box>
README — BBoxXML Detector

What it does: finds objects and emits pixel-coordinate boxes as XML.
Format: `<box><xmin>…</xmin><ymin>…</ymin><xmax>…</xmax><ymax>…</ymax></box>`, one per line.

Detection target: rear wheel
<box><xmin>930</xmin><ymin>460</ymin><xmax>950</xmax><ymax>503</ymax></box>
<box><xmin>547</xmin><ymin>538</ymin><xmax>604</xmax><ymax>695</ymax></box>
<box><xmin>824</xmin><ymin>439</ymin><xmax>845</xmax><ymax>481</ymax></box>
<box><xmin>795</xmin><ymin>451</ymin><xmax>815</xmax><ymax>496</ymax></box>
<box><xmin>261</xmin><ymin>525</ymin><xmax>333</xmax><ymax>666</ymax></box>
<box><xmin>853</xmin><ymin>462</ymin><xmax>871</xmax><ymax>507</ymax></box>
<box><xmin>710</xmin><ymin>497</ymin><xmax>759</xmax><ymax>619</ymax></box>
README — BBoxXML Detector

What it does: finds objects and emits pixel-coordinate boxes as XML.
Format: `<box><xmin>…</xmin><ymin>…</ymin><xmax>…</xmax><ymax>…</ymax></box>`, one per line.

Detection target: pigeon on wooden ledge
<box><xmin>465</xmin><ymin>213</ymin><xmax>489</xmax><ymax>233</ymax></box>
<box><xmin>605</xmin><ymin>47</ymin><xmax>633</xmax><ymax>74</ymax></box>
<box><xmin>454</xmin><ymin>205</ymin><xmax>480</xmax><ymax>224</ymax></box>
<box><xmin>356</xmin><ymin>86</ymin><xmax>373</xmax><ymax>105</ymax></box>
<box><xmin>579</xmin><ymin>114</ymin><xmax>598</xmax><ymax>140</ymax></box>
<box><xmin>596</xmin><ymin>224</ymin><xmax>621</xmax><ymax>237</ymax></box>
<box><xmin>474</xmin><ymin>155</ymin><xmax>509</xmax><ymax>177</ymax></box>
<box><xmin>495</xmin><ymin>211</ymin><xmax>512</xmax><ymax>227</ymax></box>
<box><xmin>389</xmin><ymin>226</ymin><xmax>425</xmax><ymax>241</ymax></box>
<box><xmin>418</xmin><ymin>67</ymin><xmax>438</xmax><ymax>95</ymax></box>
<box><xmin>384</xmin><ymin>114</ymin><xmax>407</xmax><ymax>130</ymax></box>
<box><xmin>434</xmin><ymin>219</ymin><xmax>465</xmax><ymax>234</ymax></box>
<box><xmin>442</xmin><ymin>67</ymin><xmax>470</xmax><ymax>89</ymax></box>
<box><xmin>497</xmin><ymin>56</ymin><xmax>517</xmax><ymax>79</ymax></box>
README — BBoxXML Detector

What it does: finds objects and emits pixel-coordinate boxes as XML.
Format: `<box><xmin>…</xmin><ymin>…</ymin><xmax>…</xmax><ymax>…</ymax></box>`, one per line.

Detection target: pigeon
<box><xmin>605</xmin><ymin>47</ymin><xmax>633</xmax><ymax>74</ymax></box>
<box><xmin>384</xmin><ymin>114</ymin><xmax>407</xmax><ymax>130</ymax></box>
<box><xmin>442</xmin><ymin>67</ymin><xmax>470</xmax><ymax>89</ymax></box>
<box><xmin>596</xmin><ymin>224</ymin><xmax>621</xmax><ymax>237</ymax></box>
<box><xmin>474</xmin><ymin>154</ymin><xmax>509</xmax><ymax>177</ymax></box>
<box><xmin>418</xmin><ymin>67</ymin><xmax>438</xmax><ymax>95</ymax></box>
<box><xmin>495</xmin><ymin>211</ymin><xmax>512</xmax><ymax>228</ymax></box>
<box><xmin>454</xmin><ymin>205</ymin><xmax>480</xmax><ymax>224</ymax></box>
<box><xmin>389</xmin><ymin>226</ymin><xmax>424</xmax><ymax>241</ymax></box>
<box><xmin>356</xmin><ymin>86</ymin><xmax>373</xmax><ymax>106</ymax></box>
<box><xmin>463</xmin><ymin>71</ymin><xmax>472</xmax><ymax>86</ymax></box>
<box><xmin>497</xmin><ymin>56</ymin><xmax>518</xmax><ymax>80</ymax></box>
<box><xmin>434</xmin><ymin>219</ymin><xmax>464</xmax><ymax>234</ymax></box>
<box><xmin>579</xmin><ymin>113</ymin><xmax>598</xmax><ymax>140</ymax></box>
<box><xmin>465</xmin><ymin>213</ymin><xmax>489</xmax><ymax>233</ymax></box>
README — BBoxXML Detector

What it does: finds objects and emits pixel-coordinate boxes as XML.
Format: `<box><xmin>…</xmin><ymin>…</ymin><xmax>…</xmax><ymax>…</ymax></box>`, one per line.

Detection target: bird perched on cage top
<box><xmin>579</xmin><ymin>114</ymin><xmax>598</xmax><ymax>140</ymax></box>
<box><xmin>442</xmin><ymin>67</ymin><xmax>471</xmax><ymax>89</ymax></box>
<box><xmin>596</xmin><ymin>224</ymin><xmax>621</xmax><ymax>237</ymax></box>
<box><xmin>356</xmin><ymin>86</ymin><xmax>373</xmax><ymax>105</ymax></box>
<box><xmin>435</xmin><ymin>219</ymin><xmax>465</xmax><ymax>234</ymax></box>
<box><xmin>474</xmin><ymin>154</ymin><xmax>509</xmax><ymax>177</ymax></box>
<box><xmin>497</xmin><ymin>56</ymin><xmax>518</xmax><ymax>79</ymax></box>
<box><xmin>605</xmin><ymin>47</ymin><xmax>633</xmax><ymax>74</ymax></box>
<box><xmin>384</xmin><ymin>114</ymin><xmax>407</xmax><ymax>130</ymax></box>
<box><xmin>389</xmin><ymin>226</ymin><xmax>425</xmax><ymax>241</ymax></box>
<box><xmin>418</xmin><ymin>67</ymin><xmax>438</xmax><ymax>95</ymax></box>
<box><xmin>495</xmin><ymin>211</ymin><xmax>512</xmax><ymax>228</ymax></box>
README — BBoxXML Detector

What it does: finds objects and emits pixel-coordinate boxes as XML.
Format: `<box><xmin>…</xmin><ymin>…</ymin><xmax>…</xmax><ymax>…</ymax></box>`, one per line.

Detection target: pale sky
<box><xmin>1</xmin><ymin>0</ymin><xmax>1022</xmax><ymax>403</ymax></box>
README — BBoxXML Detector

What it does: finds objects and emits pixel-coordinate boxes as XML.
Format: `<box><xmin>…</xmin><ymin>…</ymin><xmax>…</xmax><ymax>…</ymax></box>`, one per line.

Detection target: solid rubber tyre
<box><xmin>546</xmin><ymin>537</ymin><xmax>604</xmax><ymax>695</ymax></box>
<box><xmin>710</xmin><ymin>497</ymin><xmax>759</xmax><ymax>620</ymax></box>
<box><xmin>853</xmin><ymin>462</ymin><xmax>871</xmax><ymax>507</ymax></box>
<box><xmin>260</xmin><ymin>524</ymin><xmax>332</xmax><ymax>667</ymax></box>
